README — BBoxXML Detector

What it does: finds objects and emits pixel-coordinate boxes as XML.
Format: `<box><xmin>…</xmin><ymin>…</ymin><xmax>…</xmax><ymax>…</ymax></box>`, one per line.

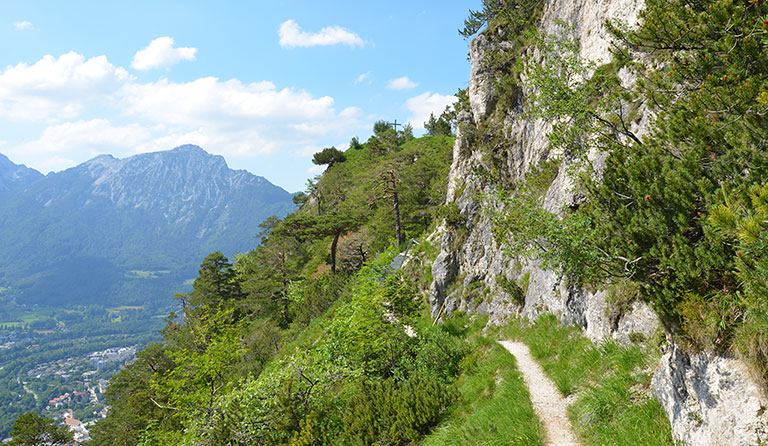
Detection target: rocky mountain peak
<box><xmin>0</xmin><ymin>153</ymin><xmax>43</xmax><ymax>192</ymax></box>
<box><xmin>171</xmin><ymin>144</ymin><xmax>208</xmax><ymax>155</ymax></box>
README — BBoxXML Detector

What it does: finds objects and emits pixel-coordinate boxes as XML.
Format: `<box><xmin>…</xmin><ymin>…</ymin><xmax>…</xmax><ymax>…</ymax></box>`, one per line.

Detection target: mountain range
<box><xmin>0</xmin><ymin>145</ymin><xmax>296</xmax><ymax>307</ymax></box>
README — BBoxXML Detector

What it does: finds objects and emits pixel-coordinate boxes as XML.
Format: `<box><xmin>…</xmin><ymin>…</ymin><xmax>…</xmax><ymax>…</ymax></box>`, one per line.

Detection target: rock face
<box><xmin>430</xmin><ymin>0</ymin><xmax>650</xmax><ymax>338</ymax></box>
<box><xmin>429</xmin><ymin>0</ymin><xmax>768</xmax><ymax>444</ymax></box>
<box><xmin>653</xmin><ymin>346</ymin><xmax>768</xmax><ymax>446</ymax></box>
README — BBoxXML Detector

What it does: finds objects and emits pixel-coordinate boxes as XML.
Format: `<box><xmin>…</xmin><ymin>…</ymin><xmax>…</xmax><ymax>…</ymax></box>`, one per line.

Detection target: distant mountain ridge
<box><xmin>0</xmin><ymin>145</ymin><xmax>296</xmax><ymax>306</ymax></box>
<box><xmin>0</xmin><ymin>153</ymin><xmax>43</xmax><ymax>194</ymax></box>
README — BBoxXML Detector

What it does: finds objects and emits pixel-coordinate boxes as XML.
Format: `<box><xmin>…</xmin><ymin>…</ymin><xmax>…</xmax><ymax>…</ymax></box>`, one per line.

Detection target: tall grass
<box><xmin>421</xmin><ymin>316</ymin><xmax>544</xmax><ymax>446</ymax></box>
<box><xmin>501</xmin><ymin>314</ymin><xmax>674</xmax><ymax>446</ymax></box>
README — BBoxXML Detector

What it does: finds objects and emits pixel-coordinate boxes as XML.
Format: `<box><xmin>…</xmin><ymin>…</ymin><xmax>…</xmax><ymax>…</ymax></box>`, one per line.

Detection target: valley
<box><xmin>0</xmin><ymin>301</ymin><xmax>166</xmax><ymax>437</ymax></box>
<box><xmin>0</xmin><ymin>145</ymin><xmax>296</xmax><ymax>438</ymax></box>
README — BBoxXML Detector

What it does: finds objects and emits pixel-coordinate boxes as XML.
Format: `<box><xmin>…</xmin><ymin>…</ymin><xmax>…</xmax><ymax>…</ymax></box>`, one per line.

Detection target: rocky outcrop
<box><xmin>653</xmin><ymin>346</ymin><xmax>768</xmax><ymax>446</ymax></box>
<box><xmin>430</xmin><ymin>0</ymin><xmax>649</xmax><ymax>340</ymax></box>
<box><xmin>429</xmin><ymin>0</ymin><xmax>768</xmax><ymax>443</ymax></box>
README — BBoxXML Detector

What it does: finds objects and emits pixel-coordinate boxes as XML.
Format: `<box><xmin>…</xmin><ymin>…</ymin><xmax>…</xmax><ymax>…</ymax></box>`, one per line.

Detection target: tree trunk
<box><xmin>358</xmin><ymin>242</ymin><xmax>366</xmax><ymax>264</ymax></box>
<box><xmin>393</xmin><ymin>191</ymin><xmax>404</xmax><ymax>245</ymax></box>
<box><xmin>330</xmin><ymin>230</ymin><xmax>341</xmax><ymax>273</ymax></box>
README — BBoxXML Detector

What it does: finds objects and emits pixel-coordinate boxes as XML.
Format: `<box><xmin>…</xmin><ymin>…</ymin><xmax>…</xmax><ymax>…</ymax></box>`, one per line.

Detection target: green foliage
<box><xmin>459</xmin><ymin>0</ymin><xmax>544</xmax><ymax>41</ymax></box>
<box><xmin>708</xmin><ymin>183</ymin><xmax>768</xmax><ymax>382</ymax></box>
<box><xmin>7</xmin><ymin>412</ymin><xmax>72</xmax><ymax>446</ymax></box>
<box><xmin>90</xmin><ymin>344</ymin><xmax>177</xmax><ymax>446</ymax></box>
<box><xmin>349</xmin><ymin>136</ymin><xmax>363</xmax><ymax>150</ymax></box>
<box><xmin>287</xmin><ymin>273</ymin><xmax>350</xmax><ymax>327</ymax></box>
<box><xmin>523</xmin><ymin>24</ymin><xmax>634</xmax><ymax>158</ymax></box>
<box><xmin>495</xmin><ymin>274</ymin><xmax>525</xmax><ymax>304</ymax></box>
<box><xmin>312</xmin><ymin>147</ymin><xmax>347</xmax><ymax>167</ymax></box>
<box><xmin>488</xmin><ymin>0</ymin><xmax>768</xmax><ymax>382</ymax></box>
<box><xmin>187</xmin><ymin>251</ymin><xmax>244</xmax><ymax>310</ymax></box>
<box><xmin>343</xmin><ymin>373</ymin><xmax>458</xmax><ymax>445</ymax></box>
<box><xmin>94</xmin><ymin>125</ymin><xmax>455</xmax><ymax>444</ymax></box>
<box><xmin>490</xmin><ymin>160</ymin><xmax>605</xmax><ymax>280</ymax></box>
<box><xmin>579</xmin><ymin>0</ymin><xmax>768</xmax><ymax>342</ymax></box>
<box><xmin>425</xmin><ymin>112</ymin><xmax>453</xmax><ymax>137</ymax></box>
<box><xmin>436</xmin><ymin>202</ymin><xmax>466</xmax><ymax>228</ymax></box>
<box><xmin>373</xmin><ymin>120</ymin><xmax>391</xmax><ymax>135</ymax></box>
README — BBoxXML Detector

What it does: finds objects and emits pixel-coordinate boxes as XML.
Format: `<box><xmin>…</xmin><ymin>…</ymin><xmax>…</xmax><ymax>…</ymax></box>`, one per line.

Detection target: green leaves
<box><xmin>8</xmin><ymin>412</ymin><xmax>73</xmax><ymax>446</ymax></box>
<box><xmin>311</xmin><ymin>147</ymin><xmax>346</xmax><ymax>167</ymax></box>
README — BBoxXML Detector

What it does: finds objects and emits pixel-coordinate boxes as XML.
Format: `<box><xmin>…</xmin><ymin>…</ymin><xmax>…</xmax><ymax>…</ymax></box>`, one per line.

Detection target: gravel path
<box><xmin>499</xmin><ymin>341</ymin><xmax>581</xmax><ymax>446</ymax></box>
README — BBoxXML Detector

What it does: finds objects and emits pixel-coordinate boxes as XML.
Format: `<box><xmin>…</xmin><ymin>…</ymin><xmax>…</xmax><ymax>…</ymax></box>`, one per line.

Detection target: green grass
<box><xmin>0</xmin><ymin>307</ymin><xmax>57</xmax><ymax>326</ymax></box>
<box><xmin>421</xmin><ymin>318</ymin><xmax>543</xmax><ymax>446</ymax></box>
<box><xmin>500</xmin><ymin>314</ymin><xmax>673</xmax><ymax>446</ymax></box>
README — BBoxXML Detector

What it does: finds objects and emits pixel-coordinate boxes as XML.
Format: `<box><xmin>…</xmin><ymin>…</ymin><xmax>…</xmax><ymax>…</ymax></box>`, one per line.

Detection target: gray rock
<box><xmin>612</xmin><ymin>300</ymin><xmax>659</xmax><ymax>344</ymax></box>
<box><xmin>468</xmin><ymin>34</ymin><xmax>498</xmax><ymax>124</ymax></box>
<box><xmin>652</xmin><ymin>345</ymin><xmax>768</xmax><ymax>445</ymax></box>
<box><xmin>429</xmin><ymin>227</ymin><xmax>458</xmax><ymax>319</ymax></box>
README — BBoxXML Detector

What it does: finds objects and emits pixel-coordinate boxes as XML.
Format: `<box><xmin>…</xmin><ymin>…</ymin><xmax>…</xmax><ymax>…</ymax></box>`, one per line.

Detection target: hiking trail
<box><xmin>499</xmin><ymin>340</ymin><xmax>580</xmax><ymax>446</ymax></box>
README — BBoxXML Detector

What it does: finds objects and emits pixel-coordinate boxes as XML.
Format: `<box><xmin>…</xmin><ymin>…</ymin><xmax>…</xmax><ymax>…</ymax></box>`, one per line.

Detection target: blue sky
<box><xmin>1</xmin><ymin>1</ymin><xmax>479</xmax><ymax>192</ymax></box>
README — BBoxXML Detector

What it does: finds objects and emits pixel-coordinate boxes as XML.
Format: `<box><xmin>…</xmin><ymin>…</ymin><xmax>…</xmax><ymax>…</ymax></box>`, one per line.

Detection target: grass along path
<box><xmin>499</xmin><ymin>341</ymin><xmax>580</xmax><ymax>446</ymax></box>
<box><xmin>500</xmin><ymin>315</ymin><xmax>674</xmax><ymax>446</ymax></box>
<box><xmin>420</xmin><ymin>322</ymin><xmax>544</xmax><ymax>446</ymax></box>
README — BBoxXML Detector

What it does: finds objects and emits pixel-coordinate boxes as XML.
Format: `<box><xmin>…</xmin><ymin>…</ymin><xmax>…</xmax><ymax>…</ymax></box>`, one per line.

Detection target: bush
<box><xmin>343</xmin><ymin>372</ymin><xmax>458</xmax><ymax>445</ymax></box>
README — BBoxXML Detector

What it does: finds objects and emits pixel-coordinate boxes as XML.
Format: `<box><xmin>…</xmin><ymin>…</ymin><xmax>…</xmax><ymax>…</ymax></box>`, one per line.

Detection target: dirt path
<box><xmin>499</xmin><ymin>341</ymin><xmax>580</xmax><ymax>446</ymax></box>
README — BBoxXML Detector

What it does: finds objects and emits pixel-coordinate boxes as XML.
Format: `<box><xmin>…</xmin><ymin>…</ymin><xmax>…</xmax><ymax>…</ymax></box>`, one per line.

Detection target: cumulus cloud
<box><xmin>13</xmin><ymin>21</ymin><xmax>34</xmax><ymax>31</ymax></box>
<box><xmin>405</xmin><ymin>92</ymin><xmax>456</xmax><ymax>130</ymax></box>
<box><xmin>0</xmin><ymin>52</ymin><xmax>132</xmax><ymax>120</ymax></box>
<box><xmin>278</xmin><ymin>20</ymin><xmax>366</xmax><ymax>48</ymax></box>
<box><xmin>131</xmin><ymin>37</ymin><xmax>197</xmax><ymax>71</ymax></box>
<box><xmin>387</xmin><ymin>76</ymin><xmax>417</xmax><ymax>90</ymax></box>
<box><xmin>123</xmin><ymin>77</ymin><xmax>362</xmax><ymax>157</ymax></box>
<box><xmin>1</xmin><ymin>50</ymin><xmax>366</xmax><ymax>186</ymax></box>
<box><xmin>119</xmin><ymin>77</ymin><xmax>337</xmax><ymax>125</ymax></box>
<box><xmin>12</xmin><ymin>119</ymin><xmax>151</xmax><ymax>154</ymax></box>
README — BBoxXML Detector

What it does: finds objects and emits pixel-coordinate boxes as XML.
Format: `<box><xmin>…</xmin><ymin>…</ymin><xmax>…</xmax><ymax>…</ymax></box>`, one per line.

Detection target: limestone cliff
<box><xmin>428</xmin><ymin>0</ymin><xmax>768</xmax><ymax>444</ymax></box>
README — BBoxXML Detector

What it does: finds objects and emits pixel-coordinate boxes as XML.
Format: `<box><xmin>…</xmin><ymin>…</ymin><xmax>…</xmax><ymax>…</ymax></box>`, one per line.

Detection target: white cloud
<box><xmin>405</xmin><ymin>92</ymin><xmax>456</xmax><ymax>130</ymax></box>
<box><xmin>0</xmin><ymin>52</ymin><xmax>132</xmax><ymax>120</ymax></box>
<box><xmin>387</xmin><ymin>76</ymin><xmax>417</xmax><ymax>90</ymax></box>
<box><xmin>120</xmin><ymin>77</ymin><xmax>338</xmax><ymax>125</ymax></box>
<box><xmin>131</xmin><ymin>37</ymin><xmax>197</xmax><ymax>71</ymax></box>
<box><xmin>11</xmin><ymin>119</ymin><xmax>152</xmax><ymax>155</ymax></box>
<box><xmin>355</xmin><ymin>71</ymin><xmax>371</xmax><ymax>84</ymax></box>
<box><xmin>1</xmin><ymin>51</ymin><xmax>366</xmax><ymax>183</ymax></box>
<box><xmin>13</xmin><ymin>21</ymin><xmax>34</xmax><ymax>31</ymax></box>
<box><xmin>278</xmin><ymin>20</ymin><xmax>366</xmax><ymax>48</ymax></box>
<box><xmin>118</xmin><ymin>77</ymin><xmax>363</xmax><ymax>159</ymax></box>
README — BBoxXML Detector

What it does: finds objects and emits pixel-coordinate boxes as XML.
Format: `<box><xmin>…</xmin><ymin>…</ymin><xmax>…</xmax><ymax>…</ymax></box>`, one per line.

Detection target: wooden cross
<box><xmin>388</xmin><ymin>119</ymin><xmax>402</xmax><ymax>131</ymax></box>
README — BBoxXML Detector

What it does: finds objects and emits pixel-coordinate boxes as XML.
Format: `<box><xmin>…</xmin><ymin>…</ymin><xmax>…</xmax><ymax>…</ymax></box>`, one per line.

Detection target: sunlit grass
<box><xmin>501</xmin><ymin>314</ymin><xmax>673</xmax><ymax>446</ymax></box>
<box><xmin>421</xmin><ymin>316</ymin><xmax>543</xmax><ymax>446</ymax></box>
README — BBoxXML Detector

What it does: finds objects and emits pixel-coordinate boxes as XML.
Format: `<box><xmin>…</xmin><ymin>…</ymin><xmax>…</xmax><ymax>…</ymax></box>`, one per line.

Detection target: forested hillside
<box><xmin>86</xmin><ymin>120</ymin><xmax>461</xmax><ymax>444</ymax></box>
